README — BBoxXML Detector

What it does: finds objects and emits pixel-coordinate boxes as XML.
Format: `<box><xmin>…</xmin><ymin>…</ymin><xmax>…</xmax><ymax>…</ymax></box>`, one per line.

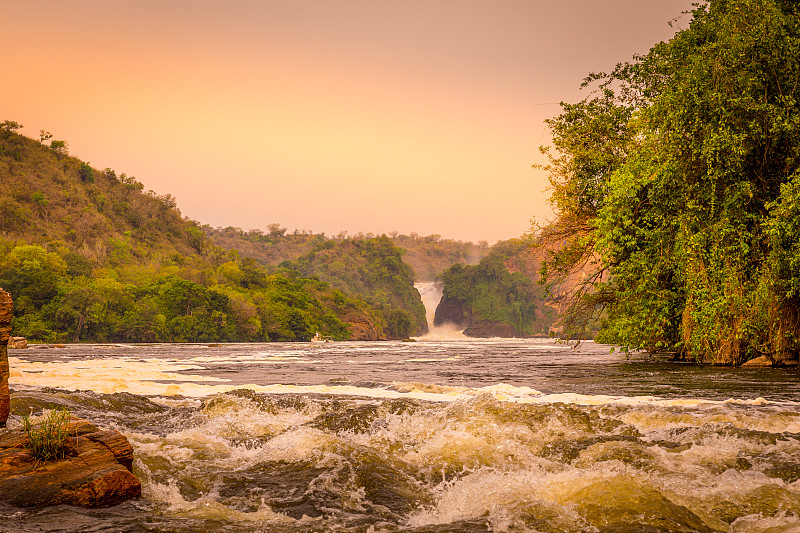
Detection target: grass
<box><xmin>22</xmin><ymin>407</ymin><xmax>74</xmax><ymax>462</ymax></box>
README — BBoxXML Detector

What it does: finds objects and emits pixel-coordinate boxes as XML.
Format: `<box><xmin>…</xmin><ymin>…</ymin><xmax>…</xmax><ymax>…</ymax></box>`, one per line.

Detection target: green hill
<box><xmin>0</xmin><ymin>124</ymin><xmax>413</xmax><ymax>342</ymax></box>
<box><xmin>284</xmin><ymin>237</ymin><xmax>428</xmax><ymax>337</ymax></box>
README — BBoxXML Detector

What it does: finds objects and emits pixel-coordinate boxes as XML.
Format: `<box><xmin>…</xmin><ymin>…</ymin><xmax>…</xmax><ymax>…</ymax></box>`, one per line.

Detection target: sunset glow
<box><xmin>5</xmin><ymin>0</ymin><xmax>694</xmax><ymax>242</ymax></box>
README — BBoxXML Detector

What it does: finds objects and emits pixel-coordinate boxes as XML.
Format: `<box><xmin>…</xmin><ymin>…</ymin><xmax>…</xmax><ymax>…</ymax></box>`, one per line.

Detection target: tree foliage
<box><xmin>536</xmin><ymin>0</ymin><xmax>800</xmax><ymax>364</ymax></box>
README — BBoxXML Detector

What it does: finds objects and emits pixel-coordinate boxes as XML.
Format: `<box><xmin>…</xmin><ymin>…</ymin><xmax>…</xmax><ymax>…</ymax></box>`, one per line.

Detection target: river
<box><xmin>2</xmin><ymin>339</ymin><xmax>800</xmax><ymax>532</ymax></box>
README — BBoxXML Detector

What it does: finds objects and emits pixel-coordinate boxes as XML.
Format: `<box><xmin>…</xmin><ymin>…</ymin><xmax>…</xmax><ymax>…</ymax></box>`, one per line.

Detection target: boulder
<box><xmin>741</xmin><ymin>355</ymin><xmax>772</xmax><ymax>367</ymax></box>
<box><xmin>8</xmin><ymin>337</ymin><xmax>27</xmax><ymax>350</ymax></box>
<box><xmin>0</xmin><ymin>418</ymin><xmax>141</xmax><ymax>507</ymax></box>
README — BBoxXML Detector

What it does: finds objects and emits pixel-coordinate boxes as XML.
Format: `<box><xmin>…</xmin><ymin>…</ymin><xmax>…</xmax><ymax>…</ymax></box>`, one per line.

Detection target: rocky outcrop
<box><xmin>433</xmin><ymin>295</ymin><xmax>471</xmax><ymax>330</ymax></box>
<box><xmin>0</xmin><ymin>288</ymin><xmax>12</xmax><ymax>428</ymax></box>
<box><xmin>0</xmin><ymin>418</ymin><xmax>141</xmax><ymax>507</ymax></box>
<box><xmin>8</xmin><ymin>337</ymin><xmax>27</xmax><ymax>349</ymax></box>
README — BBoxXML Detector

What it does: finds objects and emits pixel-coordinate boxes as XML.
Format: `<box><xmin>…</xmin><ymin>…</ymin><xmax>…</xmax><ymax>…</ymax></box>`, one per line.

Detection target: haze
<box><xmin>5</xmin><ymin>1</ymin><xmax>694</xmax><ymax>243</ymax></box>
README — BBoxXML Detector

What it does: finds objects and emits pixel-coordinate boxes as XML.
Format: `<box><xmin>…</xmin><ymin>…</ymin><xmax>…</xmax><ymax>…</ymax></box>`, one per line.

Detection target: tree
<box><xmin>0</xmin><ymin>121</ymin><xmax>23</xmax><ymax>134</ymax></box>
<box><xmin>536</xmin><ymin>0</ymin><xmax>800</xmax><ymax>364</ymax></box>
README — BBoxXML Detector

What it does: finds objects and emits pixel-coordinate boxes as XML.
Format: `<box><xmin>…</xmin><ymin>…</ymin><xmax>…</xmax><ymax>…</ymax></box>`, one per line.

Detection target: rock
<box><xmin>0</xmin><ymin>418</ymin><xmax>141</xmax><ymax>507</ymax></box>
<box><xmin>8</xmin><ymin>337</ymin><xmax>27</xmax><ymax>350</ymax></box>
<box><xmin>433</xmin><ymin>295</ymin><xmax>471</xmax><ymax>330</ymax></box>
<box><xmin>0</xmin><ymin>288</ymin><xmax>12</xmax><ymax>428</ymax></box>
<box><xmin>741</xmin><ymin>355</ymin><xmax>772</xmax><ymax>367</ymax></box>
<box><xmin>464</xmin><ymin>320</ymin><xmax>530</xmax><ymax>338</ymax></box>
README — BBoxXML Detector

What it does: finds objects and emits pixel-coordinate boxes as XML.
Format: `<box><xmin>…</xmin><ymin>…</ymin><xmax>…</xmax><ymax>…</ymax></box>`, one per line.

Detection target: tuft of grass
<box><xmin>22</xmin><ymin>407</ymin><xmax>74</xmax><ymax>462</ymax></box>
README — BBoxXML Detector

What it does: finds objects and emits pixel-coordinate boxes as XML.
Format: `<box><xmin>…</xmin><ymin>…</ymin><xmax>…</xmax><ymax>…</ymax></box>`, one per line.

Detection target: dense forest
<box><xmin>0</xmin><ymin>126</ymin><xmax>427</xmax><ymax>342</ymax></box>
<box><xmin>203</xmin><ymin>225</ymin><xmax>489</xmax><ymax>281</ymax></box>
<box><xmin>535</xmin><ymin>0</ymin><xmax>800</xmax><ymax>365</ymax></box>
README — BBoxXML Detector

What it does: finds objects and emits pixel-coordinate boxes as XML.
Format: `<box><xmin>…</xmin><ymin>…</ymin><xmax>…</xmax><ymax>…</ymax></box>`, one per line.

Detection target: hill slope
<box><xmin>0</xmin><ymin>126</ymin><xmax>417</xmax><ymax>342</ymax></box>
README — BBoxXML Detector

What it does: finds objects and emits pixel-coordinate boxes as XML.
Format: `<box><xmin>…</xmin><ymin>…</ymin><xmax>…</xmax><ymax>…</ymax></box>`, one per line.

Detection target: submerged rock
<box><xmin>0</xmin><ymin>418</ymin><xmax>141</xmax><ymax>507</ymax></box>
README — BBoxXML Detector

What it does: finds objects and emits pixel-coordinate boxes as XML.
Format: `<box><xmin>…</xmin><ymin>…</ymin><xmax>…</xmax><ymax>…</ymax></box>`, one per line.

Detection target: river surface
<box><xmin>3</xmin><ymin>339</ymin><xmax>800</xmax><ymax>532</ymax></box>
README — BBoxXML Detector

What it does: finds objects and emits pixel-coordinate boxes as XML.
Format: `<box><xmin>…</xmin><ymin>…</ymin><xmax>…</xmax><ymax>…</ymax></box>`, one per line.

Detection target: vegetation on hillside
<box><xmin>439</xmin><ymin>239</ymin><xmax>553</xmax><ymax>336</ymax></box>
<box><xmin>285</xmin><ymin>237</ymin><xmax>428</xmax><ymax>338</ymax></box>
<box><xmin>203</xmin><ymin>225</ymin><xmax>490</xmax><ymax>281</ymax></box>
<box><xmin>0</xmin><ymin>127</ymin><xmax>417</xmax><ymax>342</ymax></box>
<box><xmin>534</xmin><ymin>0</ymin><xmax>800</xmax><ymax>364</ymax></box>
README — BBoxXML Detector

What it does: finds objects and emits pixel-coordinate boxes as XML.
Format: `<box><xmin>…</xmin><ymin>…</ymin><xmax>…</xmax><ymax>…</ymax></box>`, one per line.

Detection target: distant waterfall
<box><xmin>414</xmin><ymin>282</ymin><xmax>464</xmax><ymax>338</ymax></box>
<box><xmin>414</xmin><ymin>282</ymin><xmax>443</xmax><ymax>330</ymax></box>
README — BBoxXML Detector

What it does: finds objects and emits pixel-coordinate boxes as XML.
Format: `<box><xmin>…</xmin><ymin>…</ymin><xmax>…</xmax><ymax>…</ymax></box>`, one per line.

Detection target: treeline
<box><xmin>203</xmin><ymin>225</ymin><xmax>490</xmax><ymax>281</ymax></box>
<box><xmin>535</xmin><ymin>0</ymin><xmax>800</xmax><ymax>364</ymax></box>
<box><xmin>0</xmin><ymin>126</ymin><xmax>422</xmax><ymax>342</ymax></box>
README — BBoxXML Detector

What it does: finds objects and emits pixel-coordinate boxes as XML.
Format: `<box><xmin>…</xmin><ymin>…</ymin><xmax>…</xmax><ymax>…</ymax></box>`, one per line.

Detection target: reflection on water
<box><xmin>3</xmin><ymin>340</ymin><xmax>800</xmax><ymax>532</ymax></box>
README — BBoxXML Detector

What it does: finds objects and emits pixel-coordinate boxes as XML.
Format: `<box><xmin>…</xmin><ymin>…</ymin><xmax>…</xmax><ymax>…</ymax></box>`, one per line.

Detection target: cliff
<box><xmin>0</xmin><ymin>288</ymin><xmax>11</xmax><ymax>427</ymax></box>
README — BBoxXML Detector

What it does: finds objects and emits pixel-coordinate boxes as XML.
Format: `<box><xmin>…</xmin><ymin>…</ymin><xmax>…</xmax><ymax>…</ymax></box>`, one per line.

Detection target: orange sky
<box><xmin>5</xmin><ymin>1</ymin><xmax>695</xmax><ymax>243</ymax></box>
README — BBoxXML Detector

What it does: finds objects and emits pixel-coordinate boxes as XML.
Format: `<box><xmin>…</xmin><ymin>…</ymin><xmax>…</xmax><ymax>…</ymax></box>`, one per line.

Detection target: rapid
<box><xmin>2</xmin><ymin>338</ymin><xmax>799</xmax><ymax>533</ymax></box>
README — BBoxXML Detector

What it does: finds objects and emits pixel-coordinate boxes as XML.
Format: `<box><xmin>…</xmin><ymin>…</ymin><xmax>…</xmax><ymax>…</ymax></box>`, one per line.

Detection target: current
<box><xmin>2</xmin><ymin>339</ymin><xmax>800</xmax><ymax>532</ymax></box>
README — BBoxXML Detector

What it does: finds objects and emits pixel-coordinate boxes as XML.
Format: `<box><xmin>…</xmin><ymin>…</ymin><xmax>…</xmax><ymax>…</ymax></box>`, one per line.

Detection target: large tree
<box><xmin>536</xmin><ymin>0</ymin><xmax>800</xmax><ymax>364</ymax></box>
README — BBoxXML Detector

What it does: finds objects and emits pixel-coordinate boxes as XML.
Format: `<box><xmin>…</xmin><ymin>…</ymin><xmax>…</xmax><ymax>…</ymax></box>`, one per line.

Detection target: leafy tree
<box><xmin>536</xmin><ymin>0</ymin><xmax>800</xmax><ymax>364</ymax></box>
<box><xmin>0</xmin><ymin>120</ymin><xmax>23</xmax><ymax>134</ymax></box>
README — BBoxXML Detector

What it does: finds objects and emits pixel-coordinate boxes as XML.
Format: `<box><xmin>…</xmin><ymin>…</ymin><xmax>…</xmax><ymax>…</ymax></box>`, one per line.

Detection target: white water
<box><xmin>414</xmin><ymin>281</ymin><xmax>466</xmax><ymax>339</ymax></box>
<box><xmin>5</xmin><ymin>341</ymin><xmax>800</xmax><ymax>532</ymax></box>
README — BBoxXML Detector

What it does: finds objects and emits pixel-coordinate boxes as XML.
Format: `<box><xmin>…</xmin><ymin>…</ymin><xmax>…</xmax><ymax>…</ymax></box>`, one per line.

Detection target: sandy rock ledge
<box><xmin>0</xmin><ymin>418</ymin><xmax>141</xmax><ymax>507</ymax></box>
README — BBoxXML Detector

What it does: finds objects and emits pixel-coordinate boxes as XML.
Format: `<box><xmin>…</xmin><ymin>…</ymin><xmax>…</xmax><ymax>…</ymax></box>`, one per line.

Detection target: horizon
<box><xmin>5</xmin><ymin>1</ymin><xmax>695</xmax><ymax>242</ymax></box>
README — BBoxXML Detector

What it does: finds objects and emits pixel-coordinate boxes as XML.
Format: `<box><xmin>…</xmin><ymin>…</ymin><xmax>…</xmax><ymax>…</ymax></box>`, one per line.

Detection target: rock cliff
<box><xmin>0</xmin><ymin>288</ymin><xmax>12</xmax><ymax>428</ymax></box>
<box><xmin>0</xmin><ymin>417</ymin><xmax>141</xmax><ymax>507</ymax></box>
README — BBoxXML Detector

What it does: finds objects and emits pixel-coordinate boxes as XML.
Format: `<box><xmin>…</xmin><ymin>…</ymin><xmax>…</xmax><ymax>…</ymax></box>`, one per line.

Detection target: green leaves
<box><xmin>537</xmin><ymin>0</ymin><xmax>800</xmax><ymax>363</ymax></box>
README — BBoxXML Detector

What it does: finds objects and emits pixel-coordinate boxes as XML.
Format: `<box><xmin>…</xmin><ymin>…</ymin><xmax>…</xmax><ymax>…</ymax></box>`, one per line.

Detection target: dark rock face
<box><xmin>0</xmin><ymin>288</ymin><xmax>12</xmax><ymax>428</ymax></box>
<box><xmin>463</xmin><ymin>320</ymin><xmax>525</xmax><ymax>338</ymax></box>
<box><xmin>0</xmin><ymin>418</ymin><xmax>141</xmax><ymax>507</ymax></box>
<box><xmin>433</xmin><ymin>295</ymin><xmax>471</xmax><ymax>329</ymax></box>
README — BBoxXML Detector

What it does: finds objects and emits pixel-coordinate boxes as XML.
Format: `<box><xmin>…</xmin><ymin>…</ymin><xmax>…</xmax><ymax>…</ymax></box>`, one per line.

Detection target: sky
<box><xmin>5</xmin><ymin>1</ymin><xmax>695</xmax><ymax>243</ymax></box>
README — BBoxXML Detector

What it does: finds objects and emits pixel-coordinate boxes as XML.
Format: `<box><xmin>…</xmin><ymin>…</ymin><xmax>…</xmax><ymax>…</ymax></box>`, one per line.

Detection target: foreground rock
<box><xmin>0</xmin><ymin>288</ymin><xmax>12</xmax><ymax>427</ymax></box>
<box><xmin>0</xmin><ymin>418</ymin><xmax>141</xmax><ymax>507</ymax></box>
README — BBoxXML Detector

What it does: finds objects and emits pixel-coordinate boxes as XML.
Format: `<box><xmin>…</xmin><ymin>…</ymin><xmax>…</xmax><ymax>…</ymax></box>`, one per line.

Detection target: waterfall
<box><xmin>414</xmin><ymin>281</ymin><xmax>443</xmax><ymax>330</ymax></box>
<box><xmin>414</xmin><ymin>282</ymin><xmax>464</xmax><ymax>338</ymax></box>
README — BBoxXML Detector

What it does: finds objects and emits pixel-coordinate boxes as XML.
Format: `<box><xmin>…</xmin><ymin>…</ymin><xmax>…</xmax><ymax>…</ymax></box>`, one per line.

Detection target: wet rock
<box><xmin>8</xmin><ymin>337</ymin><xmax>27</xmax><ymax>350</ymax></box>
<box><xmin>0</xmin><ymin>418</ymin><xmax>141</xmax><ymax>507</ymax></box>
<box><xmin>741</xmin><ymin>355</ymin><xmax>772</xmax><ymax>367</ymax></box>
<box><xmin>0</xmin><ymin>288</ymin><xmax>12</xmax><ymax>428</ymax></box>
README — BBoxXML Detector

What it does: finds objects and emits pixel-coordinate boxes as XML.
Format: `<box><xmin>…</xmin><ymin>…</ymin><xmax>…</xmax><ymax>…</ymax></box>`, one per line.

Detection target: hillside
<box><xmin>285</xmin><ymin>237</ymin><xmax>428</xmax><ymax>338</ymax></box>
<box><xmin>203</xmin><ymin>225</ymin><xmax>490</xmax><ymax>281</ymax></box>
<box><xmin>0</xmin><ymin>125</ymin><xmax>417</xmax><ymax>342</ymax></box>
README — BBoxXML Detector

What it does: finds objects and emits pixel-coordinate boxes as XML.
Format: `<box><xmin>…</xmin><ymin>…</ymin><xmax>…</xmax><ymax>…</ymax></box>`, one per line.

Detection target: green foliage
<box><xmin>286</xmin><ymin>236</ymin><xmax>428</xmax><ymax>338</ymax></box>
<box><xmin>22</xmin><ymin>408</ymin><xmax>74</xmax><ymax>462</ymax></box>
<box><xmin>0</xmin><ymin>120</ymin><xmax>23</xmax><ymax>134</ymax></box>
<box><xmin>536</xmin><ymin>0</ymin><xmax>800</xmax><ymax>364</ymax></box>
<box><xmin>79</xmin><ymin>162</ymin><xmax>94</xmax><ymax>183</ymax></box>
<box><xmin>203</xmin><ymin>226</ymin><xmax>489</xmax><ymax>282</ymax></box>
<box><xmin>441</xmin><ymin>241</ymin><xmax>545</xmax><ymax>335</ymax></box>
